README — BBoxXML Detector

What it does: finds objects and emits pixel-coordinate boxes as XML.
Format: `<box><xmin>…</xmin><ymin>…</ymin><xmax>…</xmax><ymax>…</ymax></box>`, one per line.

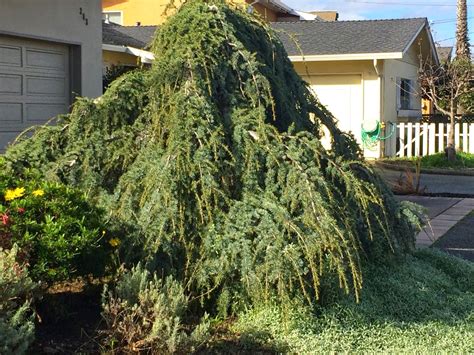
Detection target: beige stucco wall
<box><xmin>103</xmin><ymin>50</ymin><xmax>139</xmax><ymax>69</ymax></box>
<box><xmin>383</xmin><ymin>58</ymin><xmax>419</xmax><ymax>156</ymax></box>
<box><xmin>383</xmin><ymin>29</ymin><xmax>432</xmax><ymax>156</ymax></box>
<box><xmin>0</xmin><ymin>0</ymin><xmax>103</xmax><ymax>98</ymax></box>
<box><xmin>293</xmin><ymin>60</ymin><xmax>383</xmax><ymax>158</ymax></box>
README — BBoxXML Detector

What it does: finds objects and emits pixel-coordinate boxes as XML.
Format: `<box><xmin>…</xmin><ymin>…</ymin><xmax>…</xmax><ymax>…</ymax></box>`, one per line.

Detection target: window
<box><xmin>398</xmin><ymin>78</ymin><xmax>415</xmax><ymax>110</ymax></box>
<box><xmin>102</xmin><ymin>11</ymin><xmax>123</xmax><ymax>25</ymax></box>
<box><xmin>397</xmin><ymin>77</ymin><xmax>421</xmax><ymax>118</ymax></box>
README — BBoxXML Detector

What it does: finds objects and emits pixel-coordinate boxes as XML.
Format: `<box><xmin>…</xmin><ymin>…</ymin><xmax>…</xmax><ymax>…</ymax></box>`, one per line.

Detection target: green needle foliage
<box><xmin>5</xmin><ymin>0</ymin><xmax>419</xmax><ymax>312</ymax></box>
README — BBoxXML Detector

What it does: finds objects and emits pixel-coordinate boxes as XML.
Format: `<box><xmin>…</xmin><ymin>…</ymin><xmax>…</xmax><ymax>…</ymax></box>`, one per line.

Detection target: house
<box><xmin>0</xmin><ymin>0</ymin><xmax>103</xmax><ymax>150</ymax></box>
<box><xmin>103</xmin><ymin>14</ymin><xmax>439</xmax><ymax>158</ymax></box>
<box><xmin>101</xmin><ymin>0</ymin><xmax>320</xmax><ymax>72</ymax></box>
<box><xmin>103</xmin><ymin>22</ymin><xmax>155</xmax><ymax>69</ymax></box>
<box><xmin>102</xmin><ymin>0</ymin><xmax>302</xmax><ymax>26</ymax></box>
<box><xmin>436</xmin><ymin>46</ymin><xmax>453</xmax><ymax>63</ymax></box>
<box><xmin>101</xmin><ymin>0</ymin><xmax>310</xmax><ymax>72</ymax></box>
<box><xmin>273</xmin><ymin>18</ymin><xmax>439</xmax><ymax>158</ymax></box>
<box><xmin>307</xmin><ymin>11</ymin><xmax>339</xmax><ymax>22</ymax></box>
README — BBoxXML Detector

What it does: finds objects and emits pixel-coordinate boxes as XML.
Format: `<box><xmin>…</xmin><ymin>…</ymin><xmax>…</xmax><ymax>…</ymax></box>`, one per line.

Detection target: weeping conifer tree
<box><xmin>5</xmin><ymin>0</ymin><xmax>419</xmax><ymax>309</ymax></box>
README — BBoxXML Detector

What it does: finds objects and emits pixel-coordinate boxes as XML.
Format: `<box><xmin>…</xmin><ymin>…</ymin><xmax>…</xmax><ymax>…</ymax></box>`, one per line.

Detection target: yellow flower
<box><xmin>4</xmin><ymin>187</ymin><xmax>25</xmax><ymax>202</ymax></box>
<box><xmin>109</xmin><ymin>238</ymin><xmax>121</xmax><ymax>248</ymax></box>
<box><xmin>32</xmin><ymin>189</ymin><xmax>45</xmax><ymax>197</ymax></box>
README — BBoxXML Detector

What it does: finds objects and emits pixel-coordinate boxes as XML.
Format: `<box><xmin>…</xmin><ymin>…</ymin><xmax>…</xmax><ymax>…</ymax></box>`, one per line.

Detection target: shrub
<box><xmin>4</xmin><ymin>0</ymin><xmax>418</xmax><ymax>317</ymax></box>
<box><xmin>0</xmin><ymin>246</ymin><xmax>37</xmax><ymax>354</ymax></box>
<box><xmin>0</xmin><ymin>169</ymin><xmax>112</xmax><ymax>283</ymax></box>
<box><xmin>101</xmin><ymin>264</ymin><xmax>209</xmax><ymax>353</ymax></box>
<box><xmin>103</xmin><ymin>65</ymin><xmax>137</xmax><ymax>92</ymax></box>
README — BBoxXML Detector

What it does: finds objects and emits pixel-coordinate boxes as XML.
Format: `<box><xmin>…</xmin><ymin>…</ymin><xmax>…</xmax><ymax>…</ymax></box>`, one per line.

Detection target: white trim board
<box><xmin>288</xmin><ymin>52</ymin><xmax>403</xmax><ymax>62</ymax></box>
<box><xmin>102</xmin><ymin>44</ymin><xmax>154</xmax><ymax>64</ymax></box>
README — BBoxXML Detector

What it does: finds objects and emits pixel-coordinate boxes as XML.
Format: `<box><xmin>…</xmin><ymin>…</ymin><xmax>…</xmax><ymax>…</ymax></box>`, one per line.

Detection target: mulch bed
<box><xmin>31</xmin><ymin>280</ymin><xmax>104</xmax><ymax>354</ymax></box>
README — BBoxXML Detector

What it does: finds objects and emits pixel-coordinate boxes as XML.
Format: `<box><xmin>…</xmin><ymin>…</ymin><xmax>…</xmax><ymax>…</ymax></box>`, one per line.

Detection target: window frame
<box><xmin>398</xmin><ymin>78</ymin><xmax>415</xmax><ymax>110</ymax></box>
<box><xmin>102</xmin><ymin>11</ymin><xmax>123</xmax><ymax>25</ymax></box>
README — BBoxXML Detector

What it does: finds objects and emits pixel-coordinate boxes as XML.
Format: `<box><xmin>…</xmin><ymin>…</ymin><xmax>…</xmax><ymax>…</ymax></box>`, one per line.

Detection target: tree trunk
<box><xmin>456</xmin><ymin>0</ymin><xmax>471</xmax><ymax>59</ymax></box>
<box><xmin>446</xmin><ymin>102</ymin><xmax>457</xmax><ymax>162</ymax></box>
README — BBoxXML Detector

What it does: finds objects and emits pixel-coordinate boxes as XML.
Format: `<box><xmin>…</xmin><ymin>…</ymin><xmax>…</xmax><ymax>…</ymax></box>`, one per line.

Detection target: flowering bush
<box><xmin>0</xmin><ymin>169</ymin><xmax>113</xmax><ymax>283</ymax></box>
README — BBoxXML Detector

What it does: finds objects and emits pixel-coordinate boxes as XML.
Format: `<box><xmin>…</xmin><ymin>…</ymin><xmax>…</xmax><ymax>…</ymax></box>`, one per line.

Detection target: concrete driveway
<box><xmin>395</xmin><ymin>195</ymin><xmax>474</xmax><ymax>261</ymax></box>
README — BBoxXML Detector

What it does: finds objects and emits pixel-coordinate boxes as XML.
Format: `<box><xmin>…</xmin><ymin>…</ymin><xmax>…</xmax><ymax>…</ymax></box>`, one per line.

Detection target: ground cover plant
<box><xmin>1</xmin><ymin>0</ymin><xmax>464</xmax><ymax>353</ymax></box>
<box><xmin>383</xmin><ymin>152</ymin><xmax>474</xmax><ymax>170</ymax></box>
<box><xmin>232</xmin><ymin>249</ymin><xmax>474</xmax><ymax>353</ymax></box>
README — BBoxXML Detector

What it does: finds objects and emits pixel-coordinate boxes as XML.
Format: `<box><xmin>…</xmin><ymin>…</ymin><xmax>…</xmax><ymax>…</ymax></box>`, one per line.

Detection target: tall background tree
<box><xmin>418</xmin><ymin>0</ymin><xmax>472</xmax><ymax>161</ymax></box>
<box><xmin>456</xmin><ymin>0</ymin><xmax>471</xmax><ymax>59</ymax></box>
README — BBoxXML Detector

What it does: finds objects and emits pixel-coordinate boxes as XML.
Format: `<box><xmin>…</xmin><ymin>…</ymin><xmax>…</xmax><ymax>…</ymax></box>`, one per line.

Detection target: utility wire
<box><xmin>437</xmin><ymin>31</ymin><xmax>474</xmax><ymax>43</ymax></box>
<box><xmin>431</xmin><ymin>17</ymin><xmax>473</xmax><ymax>25</ymax></box>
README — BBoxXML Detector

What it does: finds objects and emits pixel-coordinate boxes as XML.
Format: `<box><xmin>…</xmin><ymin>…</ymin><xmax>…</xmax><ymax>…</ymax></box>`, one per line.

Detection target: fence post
<box><xmin>455</xmin><ymin>123</ymin><xmax>460</xmax><ymax>150</ymax></box>
<box><xmin>470</xmin><ymin>123</ymin><xmax>474</xmax><ymax>154</ymax></box>
<box><xmin>407</xmin><ymin>123</ymin><xmax>413</xmax><ymax>157</ymax></box>
<box><xmin>429</xmin><ymin>123</ymin><xmax>436</xmax><ymax>155</ymax></box>
<box><xmin>399</xmin><ymin>123</ymin><xmax>405</xmax><ymax>157</ymax></box>
<box><xmin>414</xmin><ymin>123</ymin><xmax>420</xmax><ymax>156</ymax></box>
<box><xmin>462</xmin><ymin>123</ymin><xmax>468</xmax><ymax>153</ymax></box>
<box><xmin>422</xmin><ymin>123</ymin><xmax>428</xmax><ymax>156</ymax></box>
<box><xmin>438</xmin><ymin>123</ymin><xmax>444</xmax><ymax>152</ymax></box>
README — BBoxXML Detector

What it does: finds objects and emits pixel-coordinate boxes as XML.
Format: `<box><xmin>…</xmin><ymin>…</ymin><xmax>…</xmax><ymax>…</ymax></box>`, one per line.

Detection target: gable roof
<box><xmin>102</xmin><ymin>18</ymin><xmax>437</xmax><ymax>64</ymax></box>
<box><xmin>436</xmin><ymin>46</ymin><xmax>453</xmax><ymax>63</ymax></box>
<box><xmin>271</xmin><ymin>18</ymin><xmax>428</xmax><ymax>59</ymax></box>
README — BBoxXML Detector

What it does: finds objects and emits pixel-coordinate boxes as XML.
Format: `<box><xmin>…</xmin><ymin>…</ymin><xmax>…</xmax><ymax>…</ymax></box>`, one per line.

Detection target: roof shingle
<box><xmin>436</xmin><ymin>46</ymin><xmax>453</xmax><ymax>63</ymax></box>
<box><xmin>271</xmin><ymin>18</ymin><xmax>427</xmax><ymax>56</ymax></box>
<box><xmin>103</xmin><ymin>22</ymin><xmax>157</xmax><ymax>49</ymax></box>
<box><xmin>102</xmin><ymin>18</ymin><xmax>429</xmax><ymax>58</ymax></box>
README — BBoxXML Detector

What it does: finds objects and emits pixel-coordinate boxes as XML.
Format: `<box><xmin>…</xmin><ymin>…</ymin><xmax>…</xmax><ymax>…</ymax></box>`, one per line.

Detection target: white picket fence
<box><xmin>397</xmin><ymin>122</ymin><xmax>474</xmax><ymax>157</ymax></box>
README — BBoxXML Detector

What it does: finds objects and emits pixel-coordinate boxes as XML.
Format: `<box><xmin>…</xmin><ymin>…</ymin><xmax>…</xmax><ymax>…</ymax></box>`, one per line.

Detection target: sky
<box><xmin>285</xmin><ymin>0</ymin><xmax>473</xmax><ymax>48</ymax></box>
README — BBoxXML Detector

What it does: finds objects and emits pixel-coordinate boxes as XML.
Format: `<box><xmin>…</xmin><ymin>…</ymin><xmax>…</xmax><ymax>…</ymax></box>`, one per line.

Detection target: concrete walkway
<box><xmin>378</xmin><ymin>168</ymin><xmax>474</xmax><ymax>196</ymax></box>
<box><xmin>395</xmin><ymin>196</ymin><xmax>474</xmax><ymax>247</ymax></box>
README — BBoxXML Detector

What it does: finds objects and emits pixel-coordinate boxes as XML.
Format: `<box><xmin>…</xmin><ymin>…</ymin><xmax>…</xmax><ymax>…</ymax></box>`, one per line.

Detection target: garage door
<box><xmin>0</xmin><ymin>35</ymin><xmax>70</xmax><ymax>150</ymax></box>
<box><xmin>305</xmin><ymin>75</ymin><xmax>363</xmax><ymax>148</ymax></box>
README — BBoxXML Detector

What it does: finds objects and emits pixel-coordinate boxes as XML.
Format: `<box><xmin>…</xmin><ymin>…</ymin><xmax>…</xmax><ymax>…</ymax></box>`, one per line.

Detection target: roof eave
<box><xmin>102</xmin><ymin>44</ymin><xmax>155</xmax><ymax>64</ymax></box>
<box><xmin>426</xmin><ymin>26</ymin><xmax>440</xmax><ymax>66</ymax></box>
<box><xmin>288</xmin><ymin>52</ymin><xmax>404</xmax><ymax>62</ymax></box>
<box><xmin>257</xmin><ymin>0</ymin><xmax>299</xmax><ymax>17</ymax></box>
<box><xmin>401</xmin><ymin>20</ymin><xmax>440</xmax><ymax>66</ymax></box>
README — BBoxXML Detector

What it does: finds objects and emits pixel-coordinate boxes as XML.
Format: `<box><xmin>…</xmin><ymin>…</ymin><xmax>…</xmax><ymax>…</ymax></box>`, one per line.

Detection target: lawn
<box><xmin>221</xmin><ymin>249</ymin><xmax>474</xmax><ymax>353</ymax></box>
<box><xmin>383</xmin><ymin>152</ymin><xmax>474</xmax><ymax>171</ymax></box>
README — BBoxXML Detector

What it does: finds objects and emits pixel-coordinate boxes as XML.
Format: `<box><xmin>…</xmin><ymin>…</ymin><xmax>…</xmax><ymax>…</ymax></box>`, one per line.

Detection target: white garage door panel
<box><xmin>0</xmin><ymin>35</ymin><xmax>70</xmax><ymax>150</ymax></box>
<box><xmin>26</xmin><ymin>103</ymin><xmax>66</xmax><ymax>123</ymax></box>
<box><xmin>305</xmin><ymin>74</ymin><xmax>363</xmax><ymax>147</ymax></box>
<box><xmin>0</xmin><ymin>74</ymin><xmax>22</xmax><ymax>94</ymax></box>
<box><xmin>0</xmin><ymin>45</ymin><xmax>22</xmax><ymax>66</ymax></box>
<box><xmin>26</xmin><ymin>76</ymin><xmax>66</xmax><ymax>96</ymax></box>
<box><xmin>26</xmin><ymin>49</ymin><xmax>66</xmax><ymax>71</ymax></box>
<box><xmin>0</xmin><ymin>131</ymin><xmax>22</xmax><ymax>146</ymax></box>
<box><xmin>0</xmin><ymin>103</ymin><xmax>22</xmax><ymax>122</ymax></box>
